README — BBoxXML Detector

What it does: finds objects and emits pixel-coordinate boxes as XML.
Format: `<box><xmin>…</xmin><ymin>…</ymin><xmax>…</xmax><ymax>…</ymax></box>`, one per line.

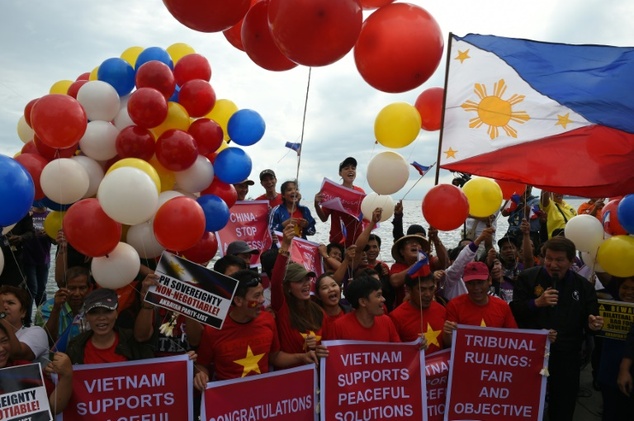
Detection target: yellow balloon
<box><xmin>374</xmin><ymin>102</ymin><xmax>421</xmax><ymax>149</ymax></box>
<box><xmin>148</xmin><ymin>157</ymin><xmax>176</xmax><ymax>192</ymax></box>
<box><xmin>121</xmin><ymin>46</ymin><xmax>144</xmax><ymax>67</ymax></box>
<box><xmin>216</xmin><ymin>140</ymin><xmax>229</xmax><ymax>153</ymax></box>
<box><xmin>44</xmin><ymin>211</ymin><xmax>66</xmax><ymax>240</ymax></box>
<box><xmin>206</xmin><ymin>99</ymin><xmax>238</xmax><ymax>141</ymax></box>
<box><xmin>597</xmin><ymin>235</ymin><xmax>634</xmax><ymax>277</ymax></box>
<box><xmin>167</xmin><ymin>43</ymin><xmax>196</xmax><ymax>64</ymax></box>
<box><xmin>49</xmin><ymin>80</ymin><xmax>73</xmax><ymax>95</ymax></box>
<box><xmin>107</xmin><ymin>158</ymin><xmax>161</xmax><ymax>193</ymax></box>
<box><xmin>151</xmin><ymin>102</ymin><xmax>191</xmax><ymax>138</ymax></box>
<box><xmin>89</xmin><ymin>66</ymin><xmax>99</xmax><ymax>81</ymax></box>
<box><xmin>462</xmin><ymin>177</ymin><xmax>503</xmax><ymax>218</ymax></box>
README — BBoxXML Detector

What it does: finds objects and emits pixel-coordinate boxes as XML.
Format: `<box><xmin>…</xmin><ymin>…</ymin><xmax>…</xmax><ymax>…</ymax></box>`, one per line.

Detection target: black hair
<box><xmin>65</xmin><ymin>266</ymin><xmax>94</xmax><ymax>286</ymax></box>
<box><xmin>542</xmin><ymin>236</ymin><xmax>576</xmax><ymax>261</ymax></box>
<box><xmin>326</xmin><ymin>242</ymin><xmax>344</xmax><ymax>256</ymax></box>
<box><xmin>231</xmin><ymin>269</ymin><xmax>261</xmax><ymax>299</ymax></box>
<box><xmin>344</xmin><ymin>275</ymin><xmax>382</xmax><ymax>309</ymax></box>
<box><xmin>213</xmin><ymin>255</ymin><xmax>248</xmax><ymax>275</ymax></box>
<box><xmin>404</xmin><ymin>272</ymin><xmax>434</xmax><ymax>288</ymax></box>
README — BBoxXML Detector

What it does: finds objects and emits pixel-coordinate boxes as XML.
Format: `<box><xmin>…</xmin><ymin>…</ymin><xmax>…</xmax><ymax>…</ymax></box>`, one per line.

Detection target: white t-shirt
<box><xmin>16</xmin><ymin>325</ymin><xmax>49</xmax><ymax>360</ymax></box>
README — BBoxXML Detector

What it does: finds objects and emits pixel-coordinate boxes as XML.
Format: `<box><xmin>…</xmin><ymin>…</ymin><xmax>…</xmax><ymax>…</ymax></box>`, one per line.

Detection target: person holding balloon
<box><xmin>269</xmin><ymin>180</ymin><xmax>316</xmax><ymax>240</ymax></box>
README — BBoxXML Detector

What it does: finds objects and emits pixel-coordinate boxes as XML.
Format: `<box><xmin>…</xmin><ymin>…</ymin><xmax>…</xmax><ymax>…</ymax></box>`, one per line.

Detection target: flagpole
<box><xmin>401</xmin><ymin>163</ymin><xmax>436</xmax><ymax>201</ymax></box>
<box><xmin>434</xmin><ymin>32</ymin><xmax>454</xmax><ymax>187</ymax></box>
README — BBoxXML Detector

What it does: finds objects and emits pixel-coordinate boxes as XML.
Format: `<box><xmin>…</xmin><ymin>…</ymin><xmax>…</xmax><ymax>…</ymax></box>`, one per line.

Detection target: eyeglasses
<box><xmin>244</xmin><ymin>278</ymin><xmax>261</xmax><ymax>288</ymax></box>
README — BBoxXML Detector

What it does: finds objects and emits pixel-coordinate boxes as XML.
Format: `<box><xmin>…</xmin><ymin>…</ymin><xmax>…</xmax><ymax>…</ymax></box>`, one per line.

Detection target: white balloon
<box><xmin>2</xmin><ymin>224</ymin><xmax>16</xmax><ymax>235</ymax></box>
<box><xmin>17</xmin><ymin>115</ymin><xmax>34</xmax><ymax>143</ymax></box>
<box><xmin>126</xmin><ymin>222</ymin><xmax>165</xmax><ymax>259</ymax></box>
<box><xmin>91</xmin><ymin>242</ymin><xmax>141</xmax><ymax>289</ymax></box>
<box><xmin>174</xmin><ymin>155</ymin><xmax>214</xmax><ymax>193</ymax></box>
<box><xmin>77</xmin><ymin>80</ymin><xmax>120</xmax><ymax>122</ymax></box>
<box><xmin>564</xmin><ymin>214</ymin><xmax>605</xmax><ymax>252</ymax></box>
<box><xmin>366</xmin><ymin>151</ymin><xmax>410</xmax><ymax>195</ymax></box>
<box><xmin>71</xmin><ymin>155</ymin><xmax>105</xmax><ymax>198</ymax></box>
<box><xmin>361</xmin><ymin>193</ymin><xmax>395</xmax><ymax>222</ymax></box>
<box><xmin>40</xmin><ymin>158</ymin><xmax>90</xmax><ymax>204</ymax></box>
<box><xmin>157</xmin><ymin>190</ymin><xmax>185</xmax><ymax>208</ymax></box>
<box><xmin>97</xmin><ymin>167</ymin><xmax>159</xmax><ymax>225</ymax></box>
<box><xmin>79</xmin><ymin>120</ymin><xmax>120</xmax><ymax>161</ymax></box>
<box><xmin>113</xmin><ymin>105</ymin><xmax>135</xmax><ymax>130</ymax></box>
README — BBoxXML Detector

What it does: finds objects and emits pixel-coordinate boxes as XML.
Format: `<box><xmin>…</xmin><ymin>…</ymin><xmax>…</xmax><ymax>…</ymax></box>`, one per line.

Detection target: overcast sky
<box><xmin>1</xmin><ymin>0</ymin><xmax>632</xmax><ymax>201</ymax></box>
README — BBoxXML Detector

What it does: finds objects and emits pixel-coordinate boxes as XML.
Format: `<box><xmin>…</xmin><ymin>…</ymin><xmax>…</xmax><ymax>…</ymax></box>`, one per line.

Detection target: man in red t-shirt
<box><xmin>389</xmin><ymin>265</ymin><xmax>446</xmax><ymax>354</ymax></box>
<box><xmin>443</xmin><ymin>262</ymin><xmax>518</xmax><ymax>346</ymax></box>
<box><xmin>255</xmin><ymin>169</ymin><xmax>283</xmax><ymax>208</ymax></box>
<box><xmin>192</xmin><ymin>269</ymin><xmax>316</xmax><ymax>388</ymax></box>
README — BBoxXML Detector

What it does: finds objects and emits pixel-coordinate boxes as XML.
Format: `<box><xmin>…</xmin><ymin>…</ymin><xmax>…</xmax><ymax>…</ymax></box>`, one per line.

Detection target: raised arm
<box><xmin>271</xmin><ymin>224</ymin><xmax>295</xmax><ymax>311</ymax></box>
<box><xmin>133</xmin><ymin>273</ymin><xmax>159</xmax><ymax>342</ymax></box>
<box><xmin>313</xmin><ymin>192</ymin><xmax>329</xmax><ymax>222</ymax></box>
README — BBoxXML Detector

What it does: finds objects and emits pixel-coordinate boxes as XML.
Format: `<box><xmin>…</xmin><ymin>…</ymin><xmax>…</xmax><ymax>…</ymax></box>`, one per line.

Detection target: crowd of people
<box><xmin>1</xmin><ymin>156</ymin><xmax>632</xmax><ymax>421</ymax></box>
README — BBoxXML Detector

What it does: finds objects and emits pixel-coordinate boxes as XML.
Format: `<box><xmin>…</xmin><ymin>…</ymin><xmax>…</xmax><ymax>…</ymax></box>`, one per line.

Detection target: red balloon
<box><xmin>603</xmin><ymin>199</ymin><xmax>628</xmax><ymax>236</ymax></box>
<box><xmin>33</xmin><ymin>134</ymin><xmax>78</xmax><ymax>161</ymax></box>
<box><xmin>127</xmin><ymin>87</ymin><xmax>169</xmax><ymax>128</ymax></box>
<box><xmin>222</xmin><ymin>0</ymin><xmax>261</xmax><ymax>51</ymax></box>
<box><xmin>268</xmin><ymin>0</ymin><xmax>363</xmax><ymax>67</ymax></box>
<box><xmin>188</xmin><ymin>118</ymin><xmax>224</xmax><ymax>155</ymax></box>
<box><xmin>155</xmin><ymin>129</ymin><xmax>198</xmax><ymax>171</ymax></box>
<box><xmin>63</xmin><ymin>198</ymin><xmax>122</xmax><ymax>257</ymax></box>
<box><xmin>30</xmin><ymin>94</ymin><xmax>88</xmax><ymax>149</ymax></box>
<box><xmin>76</xmin><ymin>72</ymin><xmax>91</xmax><ymax>81</ymax></box>
<box><xmin>115</xmin><ymin>126</ymin><xmax>156</xmax><ymax>160</ymax></box>
<box><xmin>241</xmin><ymin>1</ymin><xmax>297</xmax><ymax>71</ymax></box>
<box><xmin>422</xmin><ymin>184</ymin><xmax>469</xmax><ymax>231</ymax></box>
<box><xmin>177</xmin><ymin>79</ymin><xmax>216</xmax><ymax>117</ymax></box>
<box><xmin>162</xmin><ymin>0</ymin><xmax>250</xmax><ymax>32</ymax></box>
<box><xmin>495</xmin><ymin>179</ymin><xmax>526</xmax><ymax>200</ymax></box>
<box><xmin>23</xmin><ymin>98</ymin><xmax>39</xmax><ymax>127</ymax></box>
<box><xmin>67</xmin><ymin>80</ymin><xmax>89</xmax><ymax>99</ymax></box>
<box><xmin>359</xmin><ymin>0</ymin><xmax>394</xmax><ymax>9</ymax></box>
<box><xmin>135</xmin><ymin>61</ymin><xmax>176</xmax><ymax>99</ymax></box>
<box><xmin>173</xmin><ymin>54</ymin><xmax>212</xmax><ymax>86</ymax></box>
<box><xmin>181</xmin><ymin>231</ymin><xmax>218</xmax><ymax>264</ymax></box>
<box><xmin>354</xmin><ymin>3</ymin><xmax>444</xmax><ymax>93</ymax></box>
<box><xmin>21</xmin><ymin>141</ymin><xmax>38</xmax><ymax>155</ymax></box>
<box><xmin>201</xmin><ymin>177</ymin><xmax>238</xmax><ymax>208</ymax></box>
<box><xmin>414</xmin><ymin>87</ymin><xmax>444</xmax><ymax>131</ymax></box>
<box><xmin>153</xmin><ymin>196</ymin><xmax>205</xmax><ymax>251</ymax></box>
<box><xmin>14</xmin><ymin>153</ymin><xmax>49</xmax><ymax>200</ymax></box>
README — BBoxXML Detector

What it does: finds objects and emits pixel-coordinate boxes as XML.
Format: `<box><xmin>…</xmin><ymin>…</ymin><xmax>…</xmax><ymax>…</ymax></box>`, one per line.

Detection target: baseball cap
<box><xmin>226</xmin><ymin>241</ymin><xmax>260</xmax><ymax>256</ymax></box>
<box><xmin>339</xmin><ymin>157</ymin><xmax>357</xmax><ymax>171</ymax></box>
<box><xmin>234</xmin><ymin>179</ymin><xmax>255</xmax><ymax>186</ymax></box>
<box><xmin>463</xmin><ymin>262</ymin><xmax>490</xmax><ymax>282</ymax></box>
<box><xmin>497</xmin><ymin>235</ymin><xmax>518</xmax><ymax>248</ymax></box>
<box><xmin>259</xmin><ymin>169</ymin><xmax>276</xmax><ymax>180</ymax></box>
<box><xmin>83</xmin><ymin>288</ymin><xmax>118</xmax><ymax>313</ymax></box>
<box><xmin>284</xmin><ymin>262</ymin><xmax>316</xmax><ymax>283</ymax></box>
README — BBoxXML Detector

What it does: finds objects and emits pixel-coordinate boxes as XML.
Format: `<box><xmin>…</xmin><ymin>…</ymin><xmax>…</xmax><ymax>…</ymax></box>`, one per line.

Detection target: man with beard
<box><xmin>389</xmin><ymin>264</ymin><xmax>446</xmax><ymax>354</ymax></box>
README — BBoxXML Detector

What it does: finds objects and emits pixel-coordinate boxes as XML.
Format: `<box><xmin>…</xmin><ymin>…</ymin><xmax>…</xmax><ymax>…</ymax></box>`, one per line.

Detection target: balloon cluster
<box><xmin>162</xmin><ymin>0</ymin><xmax>444</xmax><ymax>93</ymax></box>
<box><xmin>6</xmin><ymin>44</ymin><xmax>266</xmax><ymax>288</ymax></box>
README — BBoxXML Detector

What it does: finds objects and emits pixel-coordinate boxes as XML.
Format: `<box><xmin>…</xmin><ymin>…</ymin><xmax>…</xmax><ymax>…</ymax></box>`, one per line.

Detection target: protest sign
<box><xmin>0</xmin><ymin>363</ymin><xmax>51</xmax><ymax>421</ymax></box>
<box><xmin>425</xmin><ymin>349</ymin><xmax>451</xmax><ymax>421</ymax></box>
<box><xmin>445</xmin><ymin>325</ymin><xmax>549</xmax><ymax>421</ymax></box>
<box><xmin>202</xmin><ymin>365</ymin><xmax>316</xmax><ymax>421</ymax></box>
<box><xmin>216</xmin><ymin>200</ymin><xmax>272</xmax><ymax>267</ymax></box>
<box><xmin>60</xmin><ymin>355</ymin><xmax>192</xmax><ymax>421</ymax></box>
<box><xmin>598</xmin><ymin>299</ymin><xmax>634</xmax><ymax>340</ymax></box>
<box><xmin>317</xmin><ymin>179</ymin><xmax>364</xmax><ymax>219</ymax></box>
<box><xmin>274</xmin><ymin>232</ymin><xmax>324</xmax><ymax>291</ymax></box>
<box><xmin>320</xmin><ymin>340</ymin><xmax>425</xmax><ymax>421</ymax></box>
<box><xmin>146</xmin><ymin>252</ymin><xmax>238</xmax><ymax>329</ymax></box>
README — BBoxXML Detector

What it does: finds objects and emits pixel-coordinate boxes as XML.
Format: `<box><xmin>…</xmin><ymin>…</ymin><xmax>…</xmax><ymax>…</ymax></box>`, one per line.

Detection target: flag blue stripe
<box><xmin>457</xmin><ymin>34</ymin><xmax>634</xmax><ymax>133</ymax></box>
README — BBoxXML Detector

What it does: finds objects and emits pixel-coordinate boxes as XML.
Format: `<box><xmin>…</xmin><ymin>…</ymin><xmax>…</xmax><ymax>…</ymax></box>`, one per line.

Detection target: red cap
<box><xmin>463</xmin><ymin>262</ymin><xmax>490</xmax><ymax>282</ymax></box>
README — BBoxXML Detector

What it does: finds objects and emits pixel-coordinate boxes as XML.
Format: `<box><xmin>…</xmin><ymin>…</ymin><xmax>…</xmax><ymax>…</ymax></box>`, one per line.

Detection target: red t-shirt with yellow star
<box><xmin>328</xmin><ymin>312</ymin><xmax>401</xmax><ymax>342</ymax></box>
<box><xmin>196</xmin><ymin>311</ymin><xmax>280</xmax><ymax>381</ymax></box>
<box><xmin>445</xmin><ymin>294</ymin><xmax>518</xmax><ymax>329</ymax></box>
<box><xmin>389</xmin><ymin>300</ymin><xmax>446</xmax><ymax>354</ymax></box>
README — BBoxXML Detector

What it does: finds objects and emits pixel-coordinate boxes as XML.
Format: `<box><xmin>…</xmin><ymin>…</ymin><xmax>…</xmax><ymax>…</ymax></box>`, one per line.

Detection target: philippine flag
<box><xmin>440</xmin><ymin>34</ymin><xmax>634</xmax><ymax>198</ymax></box>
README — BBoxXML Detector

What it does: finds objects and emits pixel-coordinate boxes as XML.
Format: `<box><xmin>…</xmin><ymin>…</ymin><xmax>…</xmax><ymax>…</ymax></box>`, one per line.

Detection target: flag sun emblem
<box><xmin>461</xmin><ymin>79</ymin><xmax>530</xmax><ymax>140</ymax></box>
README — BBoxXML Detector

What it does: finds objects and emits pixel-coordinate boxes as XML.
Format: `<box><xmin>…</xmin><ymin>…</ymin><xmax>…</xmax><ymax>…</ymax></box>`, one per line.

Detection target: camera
<box><xmin>451</xmin><ymin>172</ymin><xmax>472</xmax><ymax>188</ymax></box>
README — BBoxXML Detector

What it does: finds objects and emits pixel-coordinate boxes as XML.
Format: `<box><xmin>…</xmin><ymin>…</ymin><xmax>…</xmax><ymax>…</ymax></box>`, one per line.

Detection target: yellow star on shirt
<box><xmin>234</xmin><ymin>345</ymin><xmax>264</xmax><ymax>377</ymax></box>
<box><xmin>444</xmin><ymin>147</ymin><xmax>458</xmax><ymax>159</ymax></box>
<box><xmin>423</xmin><ymin>323</ymin><xmax>442</xmax><ymax>348</ymax></box>
<box><xmin>556</xmin><ymin>113</ymin><xmax>572</xmax><ymax>129</ymax></box>
<box><xmin>301</xmin><ymin>330</ymin><xmax>322</xmax><ymax>350</ymax></box>
<box><xmin>480</xmin><ymin>319</ymin><xmax>487</xmax><ymax>327</ymax></box>
<box><xmin>455</xmin><ymin>49</ymin><xmax>470</xmax><ymax>63</ymax></box>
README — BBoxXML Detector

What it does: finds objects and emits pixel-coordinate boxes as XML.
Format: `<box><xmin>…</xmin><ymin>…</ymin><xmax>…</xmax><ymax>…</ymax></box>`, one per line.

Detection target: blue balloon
<box><xmin>227</xmin><ymin>109</ymin><xmax>266</xmax><ymax>146</ymax></box>
<box><xmin>0</xmin><ymin>155</ymin><xmax>35</xmax><ymax>227</ymax></box>
<box><xmin>214</xmin><ymin>147</ymin><xmax>252</xmax><ymax>185</ymax></box>
<box><xmin>197</xmin><ymin>194</ymin><xmax>230</xmax><ymax>232</ymax></box>
<box><xmin>98</xmin><ymin>57</ymin><xmax>136</xmax><ymax>96</ymax></box>
<box><xmin>169</xmin><ymin>85</ymin><xmax>180</xmax><ymax>102</ymax></box>
<box><xmin>135</xmin><ymin>47</ymin><xmax>173</xmax><ymax>70</ymax></box>
<box><xmin>617</xmin><ymin>194</ymin><xmax>634</xmax><ymax>234</ymax></box>
<box><xmin>39</xmin><ymin>196</ymin><xmax>72</xmax><ymax>212</ymax></box>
